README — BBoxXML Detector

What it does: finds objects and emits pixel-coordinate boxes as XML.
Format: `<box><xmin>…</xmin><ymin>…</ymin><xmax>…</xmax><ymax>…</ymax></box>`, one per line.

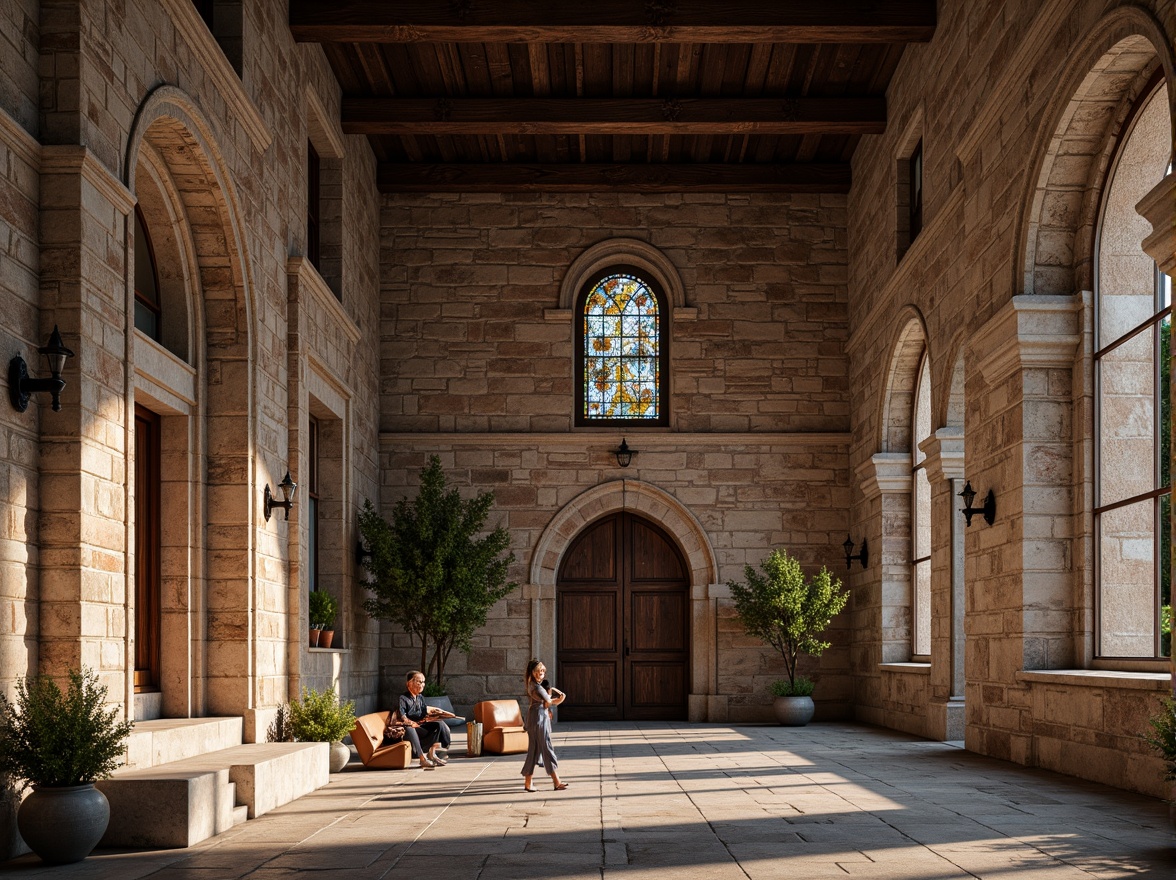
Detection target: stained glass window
<box><xmin>576</xmin><ymin>269</ymin><xmax>667</xmax><ymax>425</ymax></box>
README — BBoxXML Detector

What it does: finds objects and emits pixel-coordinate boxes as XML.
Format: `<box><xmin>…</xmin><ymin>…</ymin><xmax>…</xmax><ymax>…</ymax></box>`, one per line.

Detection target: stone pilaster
<box><xmin>858</xmin><ymin>453</ymin><xmax>913</xmax><ymax>665</ymax></box>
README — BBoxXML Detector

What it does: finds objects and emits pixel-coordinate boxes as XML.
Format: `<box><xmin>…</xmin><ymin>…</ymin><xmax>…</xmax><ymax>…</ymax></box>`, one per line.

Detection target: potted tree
<box><xmin>728</xmin><ymin>548</ymin><xmax>849</xmax><ymax>726</ymax></box>
<box><xmin>0</xmin><ymin>667</ymin><xmax>133</xmax><ymax>864</ymax></box>
<box><xmin>289</xmin><ymin>685</ymin><xmax>357</xmax><ymax>773</ymax></box>
<box><xmin>1144</xmin><ymin>696</ymin><xmax>1176</xmax><ymax>831</ymax></box>
<box><xmin>310</xmin><ymin>590</ymin><xmax>339</xmax><ymax>649</ymax></box>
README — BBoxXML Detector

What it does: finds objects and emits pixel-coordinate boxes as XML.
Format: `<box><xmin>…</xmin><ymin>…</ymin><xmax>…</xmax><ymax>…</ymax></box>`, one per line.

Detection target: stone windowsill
<box><xmin>879</xmin><ymin>662</ymin><xmax>931</xmax><ymax>675</ymax></box>
<box><xmin>309</xmin><ymin>647</ymin><xmax>350</xmax><ymax>654</ymax></box>
<box><xmin>1016</xmin><ymin>669</ymin><xmax>1171</xmax><ymax>691</ymax></box>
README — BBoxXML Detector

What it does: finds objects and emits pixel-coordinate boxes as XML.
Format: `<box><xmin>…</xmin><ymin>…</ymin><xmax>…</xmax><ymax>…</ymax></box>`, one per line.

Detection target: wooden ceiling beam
<box><xmin>376</xmin><ymin>162</ymin><xmax>851</xmax><ymax>193</ymax></box>
<box><xmin>343</xmin><ymin>96</ymin><xmax>886</xmax><ymax>135</ymax></box>
<box><xmin>290</xmin><ymin>1</ymin><xmax>936</xmax><ymax>44</ymax></box>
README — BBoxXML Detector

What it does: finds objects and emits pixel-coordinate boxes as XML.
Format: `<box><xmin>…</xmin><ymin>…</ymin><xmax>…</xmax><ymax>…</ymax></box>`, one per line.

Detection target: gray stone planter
<box><xmin>329</xmin><ymin>741</ymin><xmax>351</xmax><ymax>773</ymax></box>
<box><xmin>773</xmin><ymin>695</ymin><xmax>815</xmax><ymax>726</ymax></box>
<box><xmin>18</xmin><ymin>784</ymin><xmax>109</xmax><ymax>864</ymax></box>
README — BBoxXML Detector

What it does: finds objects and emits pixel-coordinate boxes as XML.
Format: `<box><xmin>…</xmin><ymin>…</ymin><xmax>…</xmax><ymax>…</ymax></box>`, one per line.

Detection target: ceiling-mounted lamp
<box><xmin>613</xmin><ymin>438</ymin><xmax>637</xmax><ymax>468</ymax></box>
<box><xmin>263</xmin><ymin>471</ymin><xmax>298</xmax><ymax>522</ymax></box>
<box><xmin>9</xmin><ymin>326</ymin><xmax>74</xmax><ymax>412</ymax></box>
<box><xmin>842</xmin><ymin>534</ymin><xmax>869</xmax><ymax>570</ymax></box>
<box><xmin>958</xmin><ymin>480</ymin><xmax>996</xmax><ymax>527</ymax></box>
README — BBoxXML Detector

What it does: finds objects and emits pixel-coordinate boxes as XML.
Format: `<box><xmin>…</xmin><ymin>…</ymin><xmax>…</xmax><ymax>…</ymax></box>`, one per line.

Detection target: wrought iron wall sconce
<box><xmin>613</xmin><ymin>438</ymin><xmax>637</xmax><ymax>468</ymax></box>
<box><xmin>263</xmin><ymin>471</ymin><xmax>297</xmax><ymax>521</ymax></box>
<box><xmin>9</xmin><ymin>326</ymin><xmax>74</xmax><ymax>412</ymax></box>
<box><xmin>842</xmin><ymin>534</ymin><xmax>869</xmax><ymax>570</ymax></box>
<box><xmin>958</xmin><ymin>481</ymin><xmax>995</xmax><ymax>526</ymax></box>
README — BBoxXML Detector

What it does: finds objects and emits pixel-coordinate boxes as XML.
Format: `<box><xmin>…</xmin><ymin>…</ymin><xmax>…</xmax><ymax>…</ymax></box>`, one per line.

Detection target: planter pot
<box><xmin>773</xmin><ymin>695</ymin><xmax>815</xmax><ymax>726</ymax></box>
<box><xmin>18</xmin><ymin>784</ymin><xmax>109</xmax><ymax>864</ymax></box>
<box><xmin>329</xmin><ymin>741</ymin><xmax>351</xmax><ymax>773</ymax></box>
<box><xmin>309</xmin><ymin>628</ymin><xmax>321</xmax><ymax>647</ymax></box>
<box><xmin>319</xmin><ymin>630</ymin><xmax>334</xmax><ymax>649</ymax></box>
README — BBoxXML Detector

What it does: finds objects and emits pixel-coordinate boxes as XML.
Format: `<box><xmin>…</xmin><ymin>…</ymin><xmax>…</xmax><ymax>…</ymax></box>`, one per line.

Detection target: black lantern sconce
<box><xmin>9</xmin><ymin>326</ymin><xmax>74</xmax><ymax>413</ymax></box>
<box><xmin>842</xmin><ymin>534</ymin><xmax>869</xmax><ymax>570</ymax></box>
<box><xmin>263</xmin><ymin>471</ymin><xmax>298</xmax><ymax>522</ymax></box>
<box><xmin>613</xmin><ymin>438</ymin><xmax>637</xmax><ymax>468</ymax></box>
<box><xmin>958</xmin><ymin>481</ymin><xmax>995</xmax><ymax>527</ymax></box>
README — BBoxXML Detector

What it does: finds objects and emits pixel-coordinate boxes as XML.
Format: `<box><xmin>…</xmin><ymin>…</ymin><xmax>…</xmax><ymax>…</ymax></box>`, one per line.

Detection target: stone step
<box><xmin>98</xmin><ymin>742</ymin><xmax>328</xmax><ymax>849</ymax></box>
<box><xmin>124</xmin><ymin>716</ymin><xmax>245</xmax><ymax>770</ymax></box>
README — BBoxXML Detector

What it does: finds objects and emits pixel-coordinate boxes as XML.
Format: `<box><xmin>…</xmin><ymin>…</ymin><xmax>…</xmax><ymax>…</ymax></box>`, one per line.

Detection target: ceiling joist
<box><xmin>376</xmin><ymin>163</ymin><xmax>851</xmax><ymax>193</ymax></box>
<box><xmin>343</xmin><ymin>97</ymin><xmax>886</xmax><ymax>136</ymax></box>
<box><xmin>291</xmin><ymin>1</ymin><xmax>936</xmax><ymax>44</ymax></box>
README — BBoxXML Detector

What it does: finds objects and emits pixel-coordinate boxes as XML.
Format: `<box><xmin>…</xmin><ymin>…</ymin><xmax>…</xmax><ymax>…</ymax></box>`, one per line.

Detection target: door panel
<box><xmin>557</xmin><ymin>512</ymin><xmax>689</xmax><ymax>720</ymax></box>
<box><xmin>134</xmin><ymin>405</ymin><xmax>161</xmax><ymax>693</ymax></box>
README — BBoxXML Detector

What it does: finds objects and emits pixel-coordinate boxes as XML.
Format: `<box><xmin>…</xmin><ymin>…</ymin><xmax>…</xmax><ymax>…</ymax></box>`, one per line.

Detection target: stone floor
<box><xmin>4</xmin><ymin>723</ymin><xmax>1175</xmax><ymax>879</ymax></box>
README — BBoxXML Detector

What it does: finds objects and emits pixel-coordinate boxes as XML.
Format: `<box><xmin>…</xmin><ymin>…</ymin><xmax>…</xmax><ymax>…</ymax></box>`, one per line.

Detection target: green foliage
<box><xmin>1145</xmin><ymin>697</ymin><xmax>1176</xmax><ymax>782</ymax></box>
<box><xmin>728</xmin><ymin>549</ymin><xmax>849</xmax><ymax>691</ymax></box>
<box><xmin>771</xmin><ymin>676</ymin><xmax>815</xmax><ymax>698</ymax></box>
<box><xmin>358</xmin><ymin>456</ymin><xmax>518</xmax><ymax>689</ymax></box>
<box><xmin>1163</xmin><ymin>603</ymin><xmax>1171</xmax><ymax>658</ymax></box>
<box><xmin>288</xmin><ymin>687</ymin><xmax>356</xmax><ymax>744</ymax></box>
<box><xmin>422</xmin><ymin>682</ymin><xmax>447</xmax><ymax>698</ymax></box>
<box><xmin>309</xmin><ymin>590</ymin><xmax>338</xmax><ymax>629</ymax></box>
<box><xmin>0</xmin><ymin>667</ymin><xmax>133</xmax><ymax>789</ymax></box>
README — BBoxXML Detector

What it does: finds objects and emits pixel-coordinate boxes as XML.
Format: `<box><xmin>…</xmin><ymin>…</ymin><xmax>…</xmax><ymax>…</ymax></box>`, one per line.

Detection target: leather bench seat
<box><xmin>473</xmin><ymin>700</ymin><xmax>529</xmax><ymax>754</ymax></box>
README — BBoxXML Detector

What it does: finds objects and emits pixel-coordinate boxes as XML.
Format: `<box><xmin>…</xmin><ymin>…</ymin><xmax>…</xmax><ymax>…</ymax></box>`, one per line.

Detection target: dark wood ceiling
<box><xmin>289</xmin><ymin>2</ymin><xmax>936</xmax><ymax>193</ymax></box>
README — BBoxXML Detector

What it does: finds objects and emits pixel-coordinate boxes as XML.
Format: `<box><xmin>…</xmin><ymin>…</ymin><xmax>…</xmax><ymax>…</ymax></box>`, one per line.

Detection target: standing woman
<box><xmin>521</xmin><ymin>659</ymin><xmax>568</xmax><ymax>792</ymax></box>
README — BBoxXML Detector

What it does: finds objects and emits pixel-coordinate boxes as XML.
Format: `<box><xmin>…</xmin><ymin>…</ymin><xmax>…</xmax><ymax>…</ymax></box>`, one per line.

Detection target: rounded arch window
<box><xmin>1094</xmin><ymin>79</ymin><xmax>1172</xmax><ymax>660</ymax></box>
<box><xmin>575</xmin><ymin>266</ymin><xmax>669</xmax><ymax>427</ymax></box>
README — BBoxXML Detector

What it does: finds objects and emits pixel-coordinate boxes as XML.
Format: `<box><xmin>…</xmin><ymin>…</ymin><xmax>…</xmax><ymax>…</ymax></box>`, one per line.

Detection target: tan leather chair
<box><xmin>473</xmin><ymin>700</ymin><xmax>529</xmax><ymax>754</ymax></box>
<box><xmin>350</xmin><ymin>711</ymin><xmax>412</xmax><ymax>769</ymax></box>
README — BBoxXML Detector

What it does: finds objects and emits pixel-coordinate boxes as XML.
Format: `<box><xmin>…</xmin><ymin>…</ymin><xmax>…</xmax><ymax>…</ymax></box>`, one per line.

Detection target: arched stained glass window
<box><xmin>575</xmin><ymin>267</ymin><xmax>669</xmax><ymax>426</ymax></box>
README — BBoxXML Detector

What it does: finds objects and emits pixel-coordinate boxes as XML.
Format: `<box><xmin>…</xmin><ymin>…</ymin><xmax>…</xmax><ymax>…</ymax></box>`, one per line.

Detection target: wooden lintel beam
<box><xmin>291</xmin><ymin>1</ymin><xmax>936</xmax><ymax>44</ymax></box>
<box><xmin>376</xmin><ymin>163</ymin><xmax>851</xmax><ymax>193</ymax></box>
<box><xmin>344</xmin><ymin>97</ymin><xmax>886</xmax><ymax>136</ymax></box>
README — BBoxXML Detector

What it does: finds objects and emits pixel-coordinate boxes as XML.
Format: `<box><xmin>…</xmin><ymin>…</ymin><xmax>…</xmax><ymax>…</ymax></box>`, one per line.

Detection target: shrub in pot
<box><xmin>0</xmin><ymin>667</ymin><xmax>133</xmax><ymax>863</ymax></box>
<box><xmin>1144</xmin><ymin>696</ymin><xmax>1176</xmax><ymax>831</ymax></box>
<box><xmin>289</xmin><ymin>685</ymin><xmax>357</xmax><ymax>773</ymax></box>
<box><xmin>309</xmin><ymin>590</ymin><xmax>339</xmax><ymax>648</ymax></box>
<box><xmin>728</xmin><ymin>548</ymin><xmax>849</xmax><ymax>726</ymax></box>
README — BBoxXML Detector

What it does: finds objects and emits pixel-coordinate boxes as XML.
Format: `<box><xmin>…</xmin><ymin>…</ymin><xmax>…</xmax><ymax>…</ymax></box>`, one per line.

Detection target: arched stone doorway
<box><xmin>529</xmin><ymin>479</ymin><xmax>722</xmax><ymax>721</ymax></box>
<box><xmin>557</xmin><ymin>512</ymin><xmax>690</xmax><ymax>721</ymax></box>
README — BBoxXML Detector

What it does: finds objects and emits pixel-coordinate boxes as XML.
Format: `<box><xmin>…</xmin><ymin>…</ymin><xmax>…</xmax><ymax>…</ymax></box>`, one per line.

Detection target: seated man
<box><xmin>398</xmin><ymin>670</ymin><xmax>455</xmax><ymax>769</ymax></box>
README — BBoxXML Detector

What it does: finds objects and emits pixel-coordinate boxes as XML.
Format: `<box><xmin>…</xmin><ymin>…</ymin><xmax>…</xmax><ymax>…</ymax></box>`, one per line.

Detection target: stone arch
<box><xmin>1019</xmin><ymin>7</ymin><xmax>1175</xmax><ymax>296</ymax></box>
<box><xmin>879</xmin><ymin>309</ymin><xmax>929</xmax><ymax>453</ymax></box>
<box><xmin>558</xmin><ymin>238</ymin><xmax>687</xmax><ymax>311</ymax></box>
<box><xmin>125</xmin><ymin>85</ymin><xmax>260</xmax><ymax>720</ymax></box>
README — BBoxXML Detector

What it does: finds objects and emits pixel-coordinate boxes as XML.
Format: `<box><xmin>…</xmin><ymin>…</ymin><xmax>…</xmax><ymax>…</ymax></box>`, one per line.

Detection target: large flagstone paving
<box><xmin>3</xmin><ymin>723</ymin><xmax>1174</xmax><ymax>878</ymax></box>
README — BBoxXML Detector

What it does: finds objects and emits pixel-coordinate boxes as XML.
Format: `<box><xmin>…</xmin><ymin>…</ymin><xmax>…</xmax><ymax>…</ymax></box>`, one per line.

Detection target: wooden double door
<box><xmin>556</xmin><ymin>513</ymin><xmax>690</xmax><ymax>721</ymax></box>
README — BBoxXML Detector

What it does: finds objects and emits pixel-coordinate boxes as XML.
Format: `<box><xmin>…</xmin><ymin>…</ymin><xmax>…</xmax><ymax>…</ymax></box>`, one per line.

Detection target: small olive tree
<box><xmin>728</xmin><ymin>549</ymin><xmax>849</xmax><ymax>695</ymax></box>
<box><xmin>358</xmin><ymin>456</ymin><xmax>518</xmax><ymax>690</ymax></box>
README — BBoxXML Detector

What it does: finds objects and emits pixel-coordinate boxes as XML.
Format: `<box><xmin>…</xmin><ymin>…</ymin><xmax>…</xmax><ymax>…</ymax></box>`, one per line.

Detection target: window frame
<box><xmin>574</xmin><ymin>265</ymin><xmax>670</xmax><ymax>428</ymax></box>
<box><xmin>307</xmin><ymin>415</ymin><xmax>320</xmax><ymax>596</ymax></box>
<box><xmin>307</xmin><ymin>139</ymin><xmax>321</xmax><ymax>271</ymax></box>
<box><xmin>909</xmin><ymin>140</ymin><xmax>924</xmax><ymax>243</ymax></box>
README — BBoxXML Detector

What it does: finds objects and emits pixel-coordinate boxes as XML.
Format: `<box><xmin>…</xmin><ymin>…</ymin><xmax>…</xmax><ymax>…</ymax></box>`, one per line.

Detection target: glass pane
<box><xmin>914</xmin><ymin>558</ymin><xmax>931</xmax><ymax>657</ymax></box>
<box><xmin>308</xmin><ymin>496</ymin><xmax>319</xmax><ymax>594</ymax></box>
<box><xmin>134</xmin><ymin>300</ymin><xmax>158</xmax><ymax>338</ymax></box>
<box><xmin>1098</xmin><ymin>498</ymin><xmax>1156</xmax><ymax>657</ymax></box>
<box><xmin>1099</xmin><ymin>329</ymin><xmax>1155</xmax><ymax>506</ymax></box>
<box><xmin>583</xmin><ymin>273</ymin><xmax>660</xmax><ymax>420</ymax></box>
<box><xmin>913</xmin><ymin>467</ymin><xmax>931</xmax><ymax>560</ymax></box>
<box><xmin>913</xmin><ymin>356</ymin><xmax>930</xmax><ymax>464</ymax></box>
<box><xmin>1162</xmin><ymin>492</ymin><xmax>1171</xmax><ymax>657</ymax></box>
<box><xmin>1162</xmin><ymin>314</ymin><xmax>1171</xmax><ymax>490</ymax></box>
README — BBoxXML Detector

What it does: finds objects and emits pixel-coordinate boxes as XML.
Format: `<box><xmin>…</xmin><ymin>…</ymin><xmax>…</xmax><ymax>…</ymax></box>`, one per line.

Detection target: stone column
<box><xmin>919</xmin><ymin>427</ymin><xmax>965</xmax><ymax>739</ymax></box>
<box><xmin>967</xmin><ymin>295</ymin><xmax>1081</xmax><ymax>760</ymax></box>
<box><xmin>857</xmin><ymin>453</ymin><xmax>914</xmax><ymax>664</ymax></box>
<box><xmin>38</xmin><ymin>147</ymin><xmax>135</xmax><ymax>701</ymax></box>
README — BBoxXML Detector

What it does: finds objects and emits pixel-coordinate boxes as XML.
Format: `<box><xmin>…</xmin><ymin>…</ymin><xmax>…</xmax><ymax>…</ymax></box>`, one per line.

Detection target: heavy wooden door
<box><xmin>134</xmin><ymin>405</ymin><xmax>161</xmax><ymax>692</ymax></box>
<box><xmin>557</xmin><ymin>513</ymin><xmax>689</xmax><ymax>721</ymax></box>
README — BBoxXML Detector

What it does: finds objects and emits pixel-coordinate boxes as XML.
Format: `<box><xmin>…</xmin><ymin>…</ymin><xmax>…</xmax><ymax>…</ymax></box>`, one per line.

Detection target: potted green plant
<box><xmin>0</xmin><ymin>667</ymin><xmax>133</xmax><ymax>864</ymax></box>
<box><xmin>309</xmin><ymin>590</ymin><xmax>339</xmax><ymax>648</ymax></box>
<box><xmin>1144</xmin><ymin>696</ymin><xmax>1176</xmax><ymax>830</ymax></box>
<box><xmin>728</xmin><ymin>548</ymin><xmax>849</xmax><ymax>726</ymax></box>
<box><xmin>289</xmin><ymin>685</ymin><xmax>357</xmax><ymax>773</ymax></box>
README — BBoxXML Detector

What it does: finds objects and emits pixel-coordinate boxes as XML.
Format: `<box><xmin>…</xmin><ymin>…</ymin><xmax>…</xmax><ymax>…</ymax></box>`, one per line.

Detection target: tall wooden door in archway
<box><xmin>557</xmin><ymin>513</ymin><xmax>689</xmax><ymax>721</ymax></box>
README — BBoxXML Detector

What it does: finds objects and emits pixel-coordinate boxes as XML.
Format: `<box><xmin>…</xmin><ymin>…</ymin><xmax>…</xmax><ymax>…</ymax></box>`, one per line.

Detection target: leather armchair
<box><xmin>473</xmin><ymin>700</ymin><xmax>529</xmax><ymax>754</ymax></box>
<box><xmin>350</xmin><ymin>711</ymin><xmax>412</xmax><ymax>769</ymax></box>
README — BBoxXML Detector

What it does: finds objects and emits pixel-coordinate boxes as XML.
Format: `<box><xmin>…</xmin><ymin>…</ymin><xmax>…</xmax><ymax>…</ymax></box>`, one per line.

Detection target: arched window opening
<box><xmin>134</xmin><ymin>206</ymin><xmax>162</xmax><ymax>342</ymax></box>
<box><xmin>1095</xmin><ymin>82</ymin><xmax>1172</xmax><ymax>660</ymax></box>
<box><xmin>912</xmin><ymin>353</ymin><xmax>932</xmax><ymax>660</ymax></box>
<box><xmin>575</xmin><ymin>266</ymin><xmax>669</xmax><ymax>427</ymax></box>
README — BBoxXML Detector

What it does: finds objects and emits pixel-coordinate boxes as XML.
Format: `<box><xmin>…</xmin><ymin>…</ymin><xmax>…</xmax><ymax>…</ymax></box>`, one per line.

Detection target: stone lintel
<box><xmin>1137</xmin><ymin>172</ymin><xmax>1176</xmax><ymax>276</ymax></box>
<box><xmin>857</xmin><ymin>453</ymin><xmax>911</xmax><ymax>501</ymax></box>
<box><xmin>971</xmin><ymin>295</ymin><xmax>1080</xmax><ymax>386</ymax></box>
<box><xmin>919</xmin><ymin>428</ymin><xmax>965</xmax><ymax>483</ymax></box>
<box><xmin>287</xmin><ymin>256</ymin><xmax>362</xmax><ymax>345</ymax></box>
<box><xmin>41</xmin><ymin>144</ymin><xmax>136</xmax><ymax>216</ymax></box>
